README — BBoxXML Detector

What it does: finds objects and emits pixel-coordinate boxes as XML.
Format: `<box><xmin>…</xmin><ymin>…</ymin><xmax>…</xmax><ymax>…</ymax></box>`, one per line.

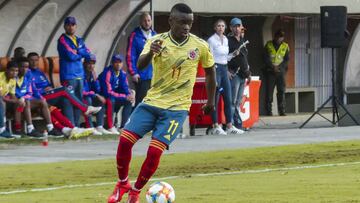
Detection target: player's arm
<box><xmin>137</xmin><ymin>39</ymin><xmax>162</xmax><ymax>70</ymax></box>
<box><xmin>203</xmin><ymin>66</ymin><xmax>216</xmax><ymax>114</ymax></box>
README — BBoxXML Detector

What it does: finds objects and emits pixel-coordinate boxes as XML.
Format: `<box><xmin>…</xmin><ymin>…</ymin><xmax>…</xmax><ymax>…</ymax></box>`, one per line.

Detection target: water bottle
<box><xmin>42</xmin><ymin>130</ymin><xmax>48</xmax><ymax>147</ymax></box>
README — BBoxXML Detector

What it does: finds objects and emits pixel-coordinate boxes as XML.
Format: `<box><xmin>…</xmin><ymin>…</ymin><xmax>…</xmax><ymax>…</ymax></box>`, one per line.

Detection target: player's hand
<box><xmin>44</xmin><ymin>86</ymin><xmax>53</xmax><ymax>92</ymax></box>
<box><xmin>18</xmin><ymin>97</ymin><xmax>26</xmax><ymax>107</ymax></box>
<box><xmin>233</xmin><ymin>50</ymin><xmax>240</xmax><ymax>57</ymax></box>
<box><xmin>150</xmin><ymin>39</ymin><xmax>163</xmax><ymax>55</ymax></box>
<box><xmin>126</xmin><ymin>93</ymin><xmax>135</xmax><ymax>103</ymax></box>
<box><xmin>132</xmin><ymin>74</ymin><xmax>140</xmax><ymax>83</ymax></box>
<box><xmin>96</xmin><ymin>94</ymin><xmax>106</xmax><ymax>104</ymax></box>
<box><xmin>202</xmin><ymin>103</ymin><xmax>215</xmax><ymax>115</ymax></box>
<box><xmin>273</xmin><ymin>65</ymin><xmax>280</xmax><ymax>73</ymax></box>
<box><xmin>228</xmin><ymin>71</ymin><xmax>234</xmax><ymax>80</ymax></box>
<box><xmin>245</xmin><ymin>70</ymin><xmax>251</xmax><ymax>84</ymax></box>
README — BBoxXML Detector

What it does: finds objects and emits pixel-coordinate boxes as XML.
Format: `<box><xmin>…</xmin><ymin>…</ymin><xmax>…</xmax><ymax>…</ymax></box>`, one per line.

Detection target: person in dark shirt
<box><xmin>263</xmin><ymin>29</ymin><xmax>290</xmax><ymax>116</ymax></box>
<box><xmin>227</xmin><ymin>18</ymin><xmax>251</xmax><ymax>130</ymax></box>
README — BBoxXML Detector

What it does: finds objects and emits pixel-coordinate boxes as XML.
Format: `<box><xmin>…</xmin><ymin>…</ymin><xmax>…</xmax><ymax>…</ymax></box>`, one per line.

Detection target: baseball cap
<box><xmin>230</xmin><ymin>18</ymin><xmax>242</xmax><ymax>26</ymax></box>
<box><xmin>274</xmin><ymin>29</ymin><xmax>285</xmax><ymax>38</ymax></box>
<box><xmin>85</xmin><ymin>54</ymin><xmax>96</xmax><ymax>62</ymax></box>
<box><xmin>64</xmin><ymin>16</ymin><xmax>76</xmax><ymax>25</ymax></box>
<box><xmin>112</xmin><ymin>54</ymin><xmax>124</xmax><ymax>62</ymax></box>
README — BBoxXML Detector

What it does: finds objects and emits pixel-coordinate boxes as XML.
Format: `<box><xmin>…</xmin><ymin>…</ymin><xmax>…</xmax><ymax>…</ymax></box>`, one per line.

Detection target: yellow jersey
<box><xmin>141</xmin><ymin>32</ymin><xmax>215</xmax><ymax>111</ymax></box>
<box><xmin>0</xmin><ymin>72</ymin><xmax>16</xmax><ymax>96</ymax></box>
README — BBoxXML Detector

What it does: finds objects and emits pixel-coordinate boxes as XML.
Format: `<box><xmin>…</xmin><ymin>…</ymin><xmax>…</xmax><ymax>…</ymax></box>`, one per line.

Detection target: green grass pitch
<box><xmin>1</xmin><ymin>140</ymin><xmax>360</xmax><ymax>202</ymax></box>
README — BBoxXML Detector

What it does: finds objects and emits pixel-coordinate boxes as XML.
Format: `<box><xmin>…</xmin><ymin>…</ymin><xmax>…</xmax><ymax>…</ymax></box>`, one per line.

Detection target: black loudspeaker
<box><xmin>321</xmin><ymin>6</ymin><xmax>347</xmax><ymax>48</ymax></box>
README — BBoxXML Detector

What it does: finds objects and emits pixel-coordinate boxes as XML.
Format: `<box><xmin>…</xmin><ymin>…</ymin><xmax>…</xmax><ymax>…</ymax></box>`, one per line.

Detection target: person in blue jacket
<box><xmin>83</xmin><ymin>54</ymin><xmax>113</xmax><ymax>135</ymax></box>
<box><xmin>99</xmin><ymin>54</ymin><xmax>134</xmax><ymax>131</ymax></box>
<box><xmin>27</xmin><ymin>52</ymin><xmax>101</xmax><ymax>122</ymax></box>
<box><xmin>15</xmin><ymin>57</ymin><xmax>63</xmax><ymax>138</ymax></box>
<box><xmin>126</xmin><ymin>12</ymin><xmax>156</xmax><ymax>107</ymax></box>
<box><xmin>57</xmin><ymin>16</ymin><xmax>91</xmax><ymax>126</ymax></box>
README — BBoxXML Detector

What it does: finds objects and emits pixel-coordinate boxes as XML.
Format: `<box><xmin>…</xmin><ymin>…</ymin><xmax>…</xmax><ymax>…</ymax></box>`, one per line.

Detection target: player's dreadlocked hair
<box><xmin>170</xmin><ymin>3</ymin><xmax>193</xmax><ymax>14</ymax></box>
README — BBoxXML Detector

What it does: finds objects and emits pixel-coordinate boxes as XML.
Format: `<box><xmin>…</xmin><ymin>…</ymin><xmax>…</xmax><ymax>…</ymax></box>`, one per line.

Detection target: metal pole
<box><xmin>150</xmin><ymin>0</ymin><xmax>154</xmax><ymax>30</ymax></box>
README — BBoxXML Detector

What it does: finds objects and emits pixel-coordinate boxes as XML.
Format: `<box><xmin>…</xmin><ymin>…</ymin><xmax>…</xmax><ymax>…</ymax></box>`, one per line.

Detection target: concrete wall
<box><xmin>150</xmin><ymin>0</ymin><xmax>360</xmax><ymax>14</ymax></box>
<box><xmin>0</xmin><ymin>0</ymin><xmax>148</xmax><ymax>71</ymax></box>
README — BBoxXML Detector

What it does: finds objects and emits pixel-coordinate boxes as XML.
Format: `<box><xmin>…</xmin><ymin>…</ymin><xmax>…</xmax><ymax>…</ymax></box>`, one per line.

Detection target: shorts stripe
<box><xmin>121</xmin><ymin>133</ymin><xmax>137</xmax><ymax>144</ymax></box>
<box><xmin>150</xmin><ymin>139</ymin><xmax>167</xmax><ymax>151</ymax></box>
<box><xmin>121</xmin><ymin>130</ymin><xmax>139</xmax><ymax>144</ymax></box>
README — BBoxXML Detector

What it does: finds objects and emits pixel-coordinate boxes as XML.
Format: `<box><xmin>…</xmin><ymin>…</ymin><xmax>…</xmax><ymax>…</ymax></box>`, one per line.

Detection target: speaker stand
<box><xmin>300</xmin><ymin>48</ymin><xmax>359</xmax><ymax>128</ymax></box>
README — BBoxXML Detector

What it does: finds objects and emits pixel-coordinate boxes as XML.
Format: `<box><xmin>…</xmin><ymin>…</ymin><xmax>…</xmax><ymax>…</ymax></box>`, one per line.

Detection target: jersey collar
<box><xmin>168</xmin><ymin>31</ymin><xmax>190</xmax><ymax>47</ymax></box>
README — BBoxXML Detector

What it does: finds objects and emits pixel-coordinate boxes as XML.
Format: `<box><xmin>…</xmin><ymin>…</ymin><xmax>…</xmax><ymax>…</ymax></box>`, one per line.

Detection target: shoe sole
<box><xmin>26</xmin><ymin>136</ymin><xmax>45</xmax><ymax>140</ymax></box>
<box><xmin>48</xmin><ymin>135</ymin><xmax>65</xmax><ymax>138</ymax></box>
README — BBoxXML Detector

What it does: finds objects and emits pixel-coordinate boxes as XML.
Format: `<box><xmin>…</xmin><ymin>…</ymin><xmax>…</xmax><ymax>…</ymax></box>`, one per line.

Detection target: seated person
<box><xmin>27</xmin><ymin>52</ymin><xmax>101</xmax><ymax>124</ymax></box>
<box><xmin>15</xmin><ymin>57</ymin><xmax>63</xmax><ymax>138</ymax></box>
<box><xmin>99</xmin><ymin>54</ymin><xmax>134</xmax><ymax>131</ymax></box>
<box><xmin>0</xmin><ymin>61</ymin><xmax>20</xmax><ymax>139</ymax></box>
<box><xmin>83</xmin><ymin>54</ymin><xmax>112</xmax><ymax>135</ymax></box>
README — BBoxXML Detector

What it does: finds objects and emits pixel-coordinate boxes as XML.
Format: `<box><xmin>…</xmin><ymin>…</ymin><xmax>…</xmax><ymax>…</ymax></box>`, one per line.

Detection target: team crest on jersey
<box><xmin>188</xmin><ymin>48</ymin><xmax>199</xmax><ymax>60</ymax></box>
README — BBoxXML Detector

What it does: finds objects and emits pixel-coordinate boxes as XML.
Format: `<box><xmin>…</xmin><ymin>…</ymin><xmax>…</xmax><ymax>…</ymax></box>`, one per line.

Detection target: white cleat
<box><xmin>69</xmin><ymin>127</ymin><xmax>93</xmax><ymax>139</ymax></box>
<box><xmin>209</xmin><ymin>126</ymin><xmax>227</xmax><ymax>136</ymax></box>
<box><xmin>108</xmin><ymin>126</ymin><xmax>119</xmax><ymax>134</ymax></box>
<box><xmin>176</xmin><ymin>133</ymin><xmax>187</xmax><ymax>139</ymax></box>
<box><xmin>96</xmin><ymin>127</ymin><xmax>112</xmax><ymax>135</ymax></box>
<box><xmin>92</xmin><ymin>129</ymin><xmax>103</xmax><ymax>136</ymax></box>
<box><xmin>226</xmin><ymin>126</ymin><xmax>244</xmax><ymax>135</ymax></box>
<box><xmin>85</xmin><ymin>106</ymin><xmax>102</xmax><ymax>115</ymax></box>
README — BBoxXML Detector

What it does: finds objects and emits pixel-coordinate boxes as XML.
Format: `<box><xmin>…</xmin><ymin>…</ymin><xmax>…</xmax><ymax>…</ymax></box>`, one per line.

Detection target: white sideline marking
<box><xmin>1</xmin><ymin>161</ymin><xmax>360</xmax><ymax>195</ymax></box>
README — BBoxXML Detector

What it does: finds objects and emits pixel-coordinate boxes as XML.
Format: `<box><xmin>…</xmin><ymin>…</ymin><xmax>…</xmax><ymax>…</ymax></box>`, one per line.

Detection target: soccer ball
<box><xmin>145</xmin><ymin>181</ymin><xmax>175</xmax><ymax>203</ymax></box>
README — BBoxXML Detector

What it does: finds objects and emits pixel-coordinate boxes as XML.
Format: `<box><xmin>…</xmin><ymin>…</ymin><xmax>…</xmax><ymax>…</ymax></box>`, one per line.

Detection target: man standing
<box><xmin>57</xmin><ymin>16</ymin><xmax>91</xmax><ymax>126</ymax></box>
<box><xmin>107</xmin><ymin>3</ymin><xmax>216</xmax><ymax>203</ymax></box>
<box><xmin>228</xmin><ymin>18</ymin><xmax>251</xmax><ymax>130</ymax></box>
<box><xmin>263</xmin><ymin>29</ymin><xmax>289</xmax><ymax>116</ymax></box>
<box><xmin>13</xmin><ymin>47</ymin><xmax>26</xmax><ymax>62</ymax></box>
<box><xmin>126</xmin><ymin>12</ymin><xmax>156</xmax><ymax>107</ymax></box>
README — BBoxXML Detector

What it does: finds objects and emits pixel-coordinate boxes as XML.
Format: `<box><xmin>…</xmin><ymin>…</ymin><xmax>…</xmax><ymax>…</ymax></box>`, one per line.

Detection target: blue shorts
<box><xmin>124</xmin><ymin>103</ymin><xmax>188</xmax><ymax>147</ymax></box>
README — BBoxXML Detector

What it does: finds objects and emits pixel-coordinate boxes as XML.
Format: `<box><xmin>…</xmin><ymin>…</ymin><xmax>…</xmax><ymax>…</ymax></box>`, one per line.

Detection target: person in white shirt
<box><xmin>207</xmin><ymin>19</ymin><xmax>244</xmax><ymax>136</ymax></box>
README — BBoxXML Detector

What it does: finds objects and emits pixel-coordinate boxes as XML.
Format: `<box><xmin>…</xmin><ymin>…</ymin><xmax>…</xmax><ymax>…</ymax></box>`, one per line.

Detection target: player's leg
<box><xmin>43</xmin><ymin>87</ymin><xmax>101</xmax><ymax>115</ymax></box>
<box><xmin>83</xmin><ymin>97</ymin><xmax>93</xmax><ymax>128</ymax></box>
<box><xmin>108</xmin><ymin>103</ymin><xmax>156</xmax><ymax>203</ymax></box>
<box><xmin>105</xmin><ymin>98</ymin><xmax>117</xmax><ymax>133</ymax></box>
<box><xmin>31</xmin><ymin>99</ymin><xmax>63</xmax><ymax>137</ymax></box>
<box><xmin>73</xmin><ymin>79</ymin><xmax>83</xmax><ymax>127</ymax></box>
<box><xmin>13</xmin><ymin>101</ymin><xmax>24</xmax><ymax>134</ymax></box>
<box><xmin>119</xmin><ymin>100</ymin><xmax>132</xmax><ymax>129</ymax></box>
<box><xmin>93</xmin><ymin>97</ymin><xmax>110</xmax><ymax>134</ymax></box>
<box><xmin>24</xmin><ymin>99</ymin><xmax>43</xmax><ymax>138</ymax></box>
<box><xmin>50</xmin><ymin>106</ymin><xmax>75</xmax><ymax>128</ymax></box>
<box><xmin>50</xmin><ymin>109</ymin><xmax>67</xmax><ymax>135</ymax></box>
<box><xmin>128</xmin><ymin>108</ymin><xmax>187</xmax><ymax>201</ymax></box>
<box><xmin>0</xmin><ymin>97</ymin><xmax>12</xmax><ymax>138</ymax></box>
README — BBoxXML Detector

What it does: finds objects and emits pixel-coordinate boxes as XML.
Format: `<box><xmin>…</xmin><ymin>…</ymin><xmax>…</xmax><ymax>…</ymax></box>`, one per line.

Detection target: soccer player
<box><xmin>49</xmin><ymin>106</ymin><xmax>93</xmax><ymax>139</ymax></box>
<box><xmin>83</xmin><ymin>54</ymin><xmax>111</xmax><ymax>135</ymax></box>
<box><xmin>27</xmin><ymin>52</ymin><xmax>101</xmax><ymax>123</ymax></box>
<box><xmin>99</xmin><ymin>54</ymin><xmax>134</xmax><ymax>133</ymax></box>
<box><xmin>0</xmin><ymin>61</ymin><xmax>19</xmax><ymax>139</ymax></box>
<box><xmin>15</xmin><ymin>57</ymin><xmax>63</xmax><ymax>138</ymax></box>
<box><xmin>107</xmin><ymin>3</ymin><xmax>216</xmax><ymax>203</ymax></box>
